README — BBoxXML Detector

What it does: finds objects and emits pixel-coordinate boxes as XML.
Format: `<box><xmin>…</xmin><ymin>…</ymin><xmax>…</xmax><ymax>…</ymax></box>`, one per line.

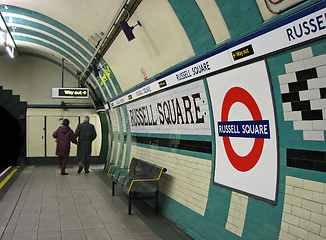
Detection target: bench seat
<box><xmin>110</xmin><ymin>157</ymin><xmax>167</xmax><ymax>215</ymax></box>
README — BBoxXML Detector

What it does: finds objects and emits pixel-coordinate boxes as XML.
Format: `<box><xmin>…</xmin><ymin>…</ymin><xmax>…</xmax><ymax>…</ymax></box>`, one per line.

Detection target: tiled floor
<box><xmin>0</xmin><ymin>165</ymin><xmax>191</xmax><ymax>240</ymax></box>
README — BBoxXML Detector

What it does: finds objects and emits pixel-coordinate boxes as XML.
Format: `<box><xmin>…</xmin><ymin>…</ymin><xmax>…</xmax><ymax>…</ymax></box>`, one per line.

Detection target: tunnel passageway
<box><xmin>0</xmin><ymin>106</ymin><xmax>24</xmax><ymax>173</ymax></box>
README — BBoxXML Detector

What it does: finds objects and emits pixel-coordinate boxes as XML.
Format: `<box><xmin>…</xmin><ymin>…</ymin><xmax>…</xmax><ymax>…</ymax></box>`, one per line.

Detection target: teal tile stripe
<box><xmin>5</xmin><ymin>16</ymin><xmax>92</xmax><ymax>60</ymax></box>
<box><xmin>13</xmin><ymin>35</ymin><xmax>85</xmax><ymax>72</ymax></box>
<box><xmin>11</xmin><ymin>27</ymin><xmax>88</xmax><ymax>66</ymax></box>
<box><xmin>168</xmin><ymin>0</ymin><xmax>216</xmax><ymax>56</ymax></box>
<box><xmin>90</xmin><ymin>77</ymin><xmax>109</xmax><ymax>100</ymax></box>
<box><xmin>215</xmin><ymin>0</ymin><xmax>262</xmax><ymax>39</ymax></box>
<box><xmin>0</xmin><ymin>5</ymin><xmax>95</xmax><ymax>53</ymax></box>
<box><xmin>100</xmin><ymin>59</ymin><xmax>122</xmax><ymax>96</ymax></box>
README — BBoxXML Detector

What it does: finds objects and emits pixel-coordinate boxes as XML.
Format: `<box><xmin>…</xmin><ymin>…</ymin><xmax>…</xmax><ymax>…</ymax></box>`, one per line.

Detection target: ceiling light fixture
<box><xmin>0</xmin><ymin>12</ymin><xmax>17</xmax><ymax>58</ymax></box>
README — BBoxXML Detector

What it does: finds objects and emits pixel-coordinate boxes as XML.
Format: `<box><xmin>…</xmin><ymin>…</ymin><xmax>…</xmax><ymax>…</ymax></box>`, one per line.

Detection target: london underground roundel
<box><xmin>221</xmin><ymin>87</ymin><xmax>266</xmax><ymax>172</ymax></box>
<box><xmin>207</xmin><ymin>60</ymin><xmax>278</xmax><ymax>203</ymax></box>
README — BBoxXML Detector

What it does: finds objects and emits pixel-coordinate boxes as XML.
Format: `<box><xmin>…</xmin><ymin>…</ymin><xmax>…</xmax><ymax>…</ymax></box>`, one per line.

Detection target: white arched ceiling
<box><xmin>0</xmin><ymin>0</ymin><xmax>124</xmax><ymax>41</ymax></box>
<box><xmin>0</xmin><ymin>0</ymin><xmax>231</xmax><ymax>102</ymax></box>
<box><xmin>104</xmin><ymin>0</ymin><xmax>195</xmax><ymax>92</ymax></box>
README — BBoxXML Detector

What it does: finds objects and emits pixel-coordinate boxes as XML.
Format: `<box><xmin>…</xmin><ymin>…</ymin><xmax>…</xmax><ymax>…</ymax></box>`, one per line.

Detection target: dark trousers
<box><xmin>78</xmin><ymin>154</ymin><xmax>91</xmax><ymax>171</ymax></box>
<box><xmin>58</xmin><ymin>157</ymin><xmax>67</xmax><ymax>173</ymax></box>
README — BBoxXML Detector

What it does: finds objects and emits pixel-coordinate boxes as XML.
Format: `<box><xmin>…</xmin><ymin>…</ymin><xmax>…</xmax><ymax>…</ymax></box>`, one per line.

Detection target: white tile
<box><xmin>291</xmin><ymin>47</ymin><xmax>313</xmax><ymax>61</ymax></box>
<box><xmin>303</xmin><ymin>179</ymin><xmax>324</xmax><ymax>193</ymax></box>
<box><xmin>284</xmin><ymin>195</ymin><xmax>302</xmax><ymax>208</ymax></box>
<box><xmin>288</xmin><ymin>224</ymin><xmax>309</xmax><ymax>239</ymax></box>
<box><xmin>321</xmin><ymin>226</ymin><xmax>326</xmax><ymax>238</ymax></box>
<box><xmin>287</xmin><ymin>176</ymin><xmax>304</xmax><ymax>188</ymax></box>
<box><xmin>302</xmin><ymin>199</ymin><xmax>323</xmax><ymax>214</ymax></box>
<box><xmin>311</xmin><ymin>212</ymin><xmax>326</xmax><ymax>227</ymax></box>
<box><xmin>303</xmin><ymin>54</ymin><xmax>326</xmax><ymax>69</ymax></box>
<box><xmin>283</xmin><ymin>102</ymin><xmax>292</xmax><ymax>112</ymax></box>
<box><xmin>285</xmin><ymin>185</ymin><xmax>294</xmax><ymax>195</ymax></box>
<box><xmin>299</xmin><ymin>218</ymin><xmax>321</xmax><ymax>235</ymax></box>
<box><xmin>307</xmin><ymin>232</ymin><xmax>326</xmax><ymax>240</ymax></box>
<box><xmin>293</xmin><ymin>121</ymin><xmax>313</xmax><ymax>130</ymax></box>
<box><xmin>281</xmin><ymin>220</ymin><xmax>290</xmax><ymax>232</ymax></box>
<box><xmin>280</xmin><ymin>83</ymin><xmax>290</xmax><ymax>93</ymax></box>
<box><xmin>278</xmin><ymin>72</ymin><xmax>297</xmax><ymax>84</ymax></box>
<box><xmin>282</xmin><ymin>212</ymin><xmax>300</xmax><ymax>226</ymax></box>
<box><xmin>312</xmin><ymin>192</ymin><xmax>326</xmax><ymax>204</ymax></box>
<box><xmin>284</xmin><ymin>111</ymin><xmax>302</xmax><ymax>121</ymax></box>
<box><xmin>299</xmin><ymin>89</ymin><xmax>321</xmax><ymax>101</ymax></box>
<box><xmin>293</xmin><ymin>187</ymin><xmax>313</xmax><ymax>200</ymax></box>
<box><xmin>303</xmin><ymin>131</ymin><xmax>324</xmax><ymax>141</ymax></box>
<box><xmin>285</xmin><ymin>60</ymin><xmax>305</xmax><ymax>73</ymax></box>
<box><xmin>317</xmin><ymin>65</ymin><xmax>326</xmax><ymax>77</ymax></box>
<box><xmin>279</xmin><ymin>230</ymin><xmax>297</xmax><ymax>240</ymax></box>
<box><xmin>307</xmin><ymin>77</ymin><xmax>326</xmax><ymax>89</ymax></box>
<box><xmin>311</xmin><ymin>99</ymin><xmax>326</xmax><ymax>110</ymax></box>
<box><xmin>283</xmin><ymin>203</ymin><xmax>292</xmax><ymax>213</ymax></box>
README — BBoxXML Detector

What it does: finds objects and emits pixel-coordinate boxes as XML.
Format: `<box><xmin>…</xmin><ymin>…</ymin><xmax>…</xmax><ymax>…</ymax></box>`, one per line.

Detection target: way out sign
<box><xmin>207</xmin><ymin>61</ymin><xmax>278</xmax><ymax>203</ymax></box>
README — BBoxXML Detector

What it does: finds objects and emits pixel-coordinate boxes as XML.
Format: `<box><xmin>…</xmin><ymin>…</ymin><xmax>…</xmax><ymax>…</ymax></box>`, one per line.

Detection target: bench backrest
<box><xmin>128</xmin><ymin>157</ymin><xmax>166</xmax><ymax>179</ymax></box>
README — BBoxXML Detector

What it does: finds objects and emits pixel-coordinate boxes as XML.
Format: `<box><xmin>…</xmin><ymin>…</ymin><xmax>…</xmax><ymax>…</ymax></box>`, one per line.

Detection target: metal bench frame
<box><xmin>109</xmin><ymin>157</ymin><xmax>167</xmax><ymax>215</ymax></box>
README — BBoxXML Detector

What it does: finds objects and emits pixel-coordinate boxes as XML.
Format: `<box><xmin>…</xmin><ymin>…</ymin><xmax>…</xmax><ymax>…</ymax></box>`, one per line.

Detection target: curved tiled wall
<box><xmin>105</xmin><ymin>1</ymin><xmax>326</xmax><ymax>240</ymax></box>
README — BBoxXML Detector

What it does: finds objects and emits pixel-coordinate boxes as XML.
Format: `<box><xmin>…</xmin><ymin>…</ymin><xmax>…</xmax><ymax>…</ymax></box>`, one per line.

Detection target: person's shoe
<box><xmin>78</xmin><ymin>166</ymin><xmax>83</xmax><ymax>173</ymax></box>
<box><xmin>61</xmin><ymin>172</ymin><xmax>68</xmax><ymax>175</ymax></box>
<box><xmin>85</xmin><ymin>170</ymin><xmax>90</xmax><ymax>174</ymax></box>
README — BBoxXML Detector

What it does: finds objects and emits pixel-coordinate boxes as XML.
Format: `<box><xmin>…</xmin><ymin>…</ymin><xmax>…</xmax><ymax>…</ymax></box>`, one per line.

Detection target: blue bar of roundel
<box><xmin>217</xmin><ymin>120</ymin><xmax>270</xmax><ymax>139</ymax></box>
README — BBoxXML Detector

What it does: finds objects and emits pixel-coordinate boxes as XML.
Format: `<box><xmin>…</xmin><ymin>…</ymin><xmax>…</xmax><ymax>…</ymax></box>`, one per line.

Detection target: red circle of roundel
<box><xmin>221</xmin><ymin>87</ymin><xmax>264</xmax><ymax>172</ymax></box>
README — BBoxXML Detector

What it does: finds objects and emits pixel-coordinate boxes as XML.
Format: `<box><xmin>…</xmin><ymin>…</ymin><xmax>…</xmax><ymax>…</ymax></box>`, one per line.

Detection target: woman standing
<box><xmin>52</xmin><ymin>118</ymin><xmax>77</xmax><ymax>175</ymax></box>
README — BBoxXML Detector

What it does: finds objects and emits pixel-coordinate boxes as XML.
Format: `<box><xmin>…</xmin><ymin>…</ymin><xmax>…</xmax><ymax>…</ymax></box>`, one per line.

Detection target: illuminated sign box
<box><xmin>52</xmin><ymin>87</ymin><xmax>89</xmax><ymax>99</ymax></box>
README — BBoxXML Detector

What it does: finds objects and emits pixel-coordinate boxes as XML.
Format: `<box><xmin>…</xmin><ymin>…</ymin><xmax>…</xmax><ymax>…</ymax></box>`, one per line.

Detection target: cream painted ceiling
<box><xmin>1</xmin><ymin>0</ymin><xmax>123</xmax><ymax>40</ymax></box>
<box><xmin>0</xmin><ymin>0</ymin><xmax>126</xmax><ymax>76</ymax></box>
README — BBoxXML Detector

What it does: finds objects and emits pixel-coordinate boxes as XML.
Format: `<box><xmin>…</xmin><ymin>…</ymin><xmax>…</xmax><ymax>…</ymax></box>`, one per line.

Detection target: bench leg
<box><xmin>128</xmin><ymin>194</ymin><xmax>132</xmax><ymax>215</ymax></box>
<box><xmin>155</xmin><ymin>190</ymin><xmax>159</xmax><ymax>213</ymax></box>
<box><xmin>112</xmin><ymin>181</ymin><xmax>115</xmax><ymax>196</ymax></box>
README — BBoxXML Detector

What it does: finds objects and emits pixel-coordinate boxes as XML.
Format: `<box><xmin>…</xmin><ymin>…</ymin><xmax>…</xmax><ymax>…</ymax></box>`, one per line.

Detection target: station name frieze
<box><xmin>129</xmin><ymin>93</ymin><xmax>205</xmax><ymax>127</ymax></box>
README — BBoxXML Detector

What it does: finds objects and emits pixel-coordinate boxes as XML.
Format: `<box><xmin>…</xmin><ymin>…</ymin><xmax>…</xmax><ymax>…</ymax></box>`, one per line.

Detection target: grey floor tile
<box><xmin>81</xmin><ymin>218</ymin><xmax>105</xmax><ymax>230</ymax></box>
<box><xmin>120</xmin><ymin>215</ymin><xmax>147</xmax><ymax>228</ymax></box>
<box><xmin>0</xmin><ymin>232</ymin><xmax>14</xmax><ymax>240</ymax></box>
<box><xmin>108</xmin><ymin>226</ymin><xmax>137</xmax><ymax>240</ymax></box>
<box><xmin>12</xmin><ymin>231</ymin><xmax>37</xmax><ymax>240</ymax></box>
<box><xmin>37</xmin><ymin>230</ymin><xmax>62</xmax><ymax>240</ymax></box>
<box><xmin>85</xmin><ymin>229</ymin><xmax>112</xmax><ymax>240</ymax></box>
<box><xmin>62</xmin><ymin>229</ymin><xmax>87</xmax><ymax>240</ymax></box>
<box><xmin>60</xmin><ymin>217</ymin><xmax>83</xmax><ymax>230</ymax></box>
<box><xmin>0</xmin><ymin>165</ymin><xmax>192</xmax><ymax>240</ymax></box>
<box><xmin>39</xmin><ymin>216</ymin><xmax>61</xmax><ymax>231</ymax></box>
<box><xmin>103</xmin><ymin>220</ymin><xmax>127</xmax><ymax>231</ymax></box>
<box><xmin>15</xmin><ymin>216</ymin><xmax>39</xmax><ymax>232</ymax></box>
<box><xmin>133</xmin><ymin>231</ymin><xmax>162</xmax><ymax>240</ymax></box>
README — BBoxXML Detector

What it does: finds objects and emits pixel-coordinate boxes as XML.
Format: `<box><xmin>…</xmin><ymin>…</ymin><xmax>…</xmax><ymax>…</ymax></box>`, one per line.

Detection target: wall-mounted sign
<box><xmin>126</xmin><ymin>80</ymin><xmax>211</xmax><ymax>135</ymax></box>
<box><xmin>207</xmin><ymin>61</ymin><xmax>278</xmax><ymax>203</ymax></box>
<box><xmin>52</xmin><ymin>87</ymin><xmax>89</xmax><ymax>99</ymax></box>
<box><xmin>158</xmin><ymin>80</ymin><xmax>167</xmax><ymax>88</ymax></box>
<box><xmin>232</xmin><ymin>45</ymin><xmax>254</xmax><ymax>61</ymax></box>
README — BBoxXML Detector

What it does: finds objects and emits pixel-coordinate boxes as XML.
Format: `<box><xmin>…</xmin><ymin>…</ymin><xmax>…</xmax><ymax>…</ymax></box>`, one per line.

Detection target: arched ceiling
<box><xmin>0</xmin><ymin>0</ymin><xmax>232</xmax><ymax>107</ymax></box>
<box><xmin>0</xmin><ymin>0</ymin><xmax>129</xmax><ymax>85</ymax></box>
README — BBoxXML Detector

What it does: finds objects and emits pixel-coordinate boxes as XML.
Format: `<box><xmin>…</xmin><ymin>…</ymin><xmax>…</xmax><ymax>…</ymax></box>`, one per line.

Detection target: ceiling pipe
<box><xmin>79</xmin><ymin>0</ymin><xmax>142</xmax><ymax>85</ymax></box>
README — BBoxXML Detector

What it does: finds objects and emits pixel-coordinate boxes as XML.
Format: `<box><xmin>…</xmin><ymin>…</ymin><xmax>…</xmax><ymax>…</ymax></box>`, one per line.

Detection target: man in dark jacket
<box><xmin>75</xmin><ymin>115</ymin><xmax>97</xmax><ymax>173</ymax></box>
<box><xmin>53</xmin><ymin>119</ymin><xmax>77</xmax><ymax>175</ymax></box>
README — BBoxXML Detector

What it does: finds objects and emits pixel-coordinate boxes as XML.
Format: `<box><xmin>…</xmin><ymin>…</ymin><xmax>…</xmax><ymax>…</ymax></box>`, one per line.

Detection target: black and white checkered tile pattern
<box><xmin>278</xmin><ymin>47</ymin><xmax>326</xmax><ymax>141</ymax></box>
